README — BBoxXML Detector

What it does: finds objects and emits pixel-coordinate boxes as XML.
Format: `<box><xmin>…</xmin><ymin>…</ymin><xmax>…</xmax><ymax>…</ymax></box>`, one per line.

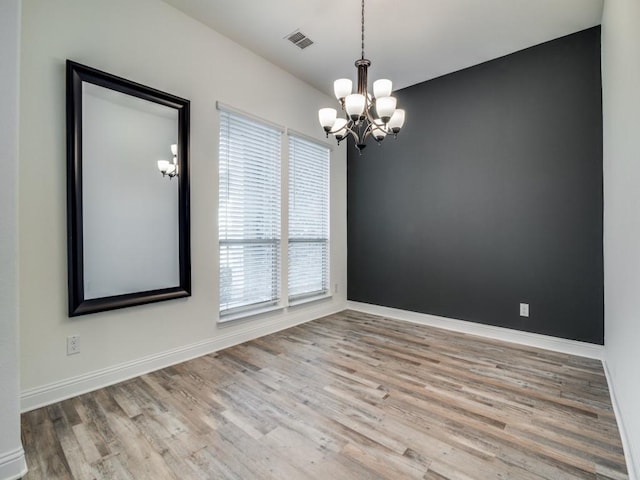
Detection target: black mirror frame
<box><xmin>66</xmin><ymin>60</ymin><xmax>191</xmax><ymax>316</ymax></box>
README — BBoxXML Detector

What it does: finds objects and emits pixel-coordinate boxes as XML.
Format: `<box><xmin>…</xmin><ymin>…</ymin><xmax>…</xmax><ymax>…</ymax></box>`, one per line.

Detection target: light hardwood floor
<box><xmin>21</xmin><ymin>310</ymin><xmax>628</xmax><ymax>479</ymax></box>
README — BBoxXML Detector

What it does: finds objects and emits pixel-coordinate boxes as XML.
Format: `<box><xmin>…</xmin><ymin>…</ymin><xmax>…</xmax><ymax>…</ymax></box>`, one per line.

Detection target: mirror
<box><xmin>66</xmin><ymin>60</ymin><xmax>191</xmax><ymax>316</ymax></box>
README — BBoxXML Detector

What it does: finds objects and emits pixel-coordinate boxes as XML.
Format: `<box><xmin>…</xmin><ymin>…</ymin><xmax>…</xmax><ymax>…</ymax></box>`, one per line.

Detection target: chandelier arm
<box><xmin>348</xmin><ymin>128</ymin><xmax>361</xmax><ymax>144</ymax></box>
<box><xmin>345</xmin><ymin>122</ymin><xmax>357</xmax><ymax>135</ymax></box>
<box><xmin>333</xmin><ymin>120</ymin><xmax>355</xmax><ymax>136</ymax></box>
<box><xmin>327</xmin><ymin>118</ymin><xmax>360</xmax><ymax>143</ymax></box>
<box><xmin>342</xmin><ymin>121</ymin><xmax>362</xmax><ymax>143</ymax></box>
<box><xmin>361</xmin><ymin>121</ymin><xmax>374</xmax><ymax>140</ymax></box>
<box><xmin>363</xmin><ymin>101</ymin><xmax>377</xmax><ymax>124</ymax></box>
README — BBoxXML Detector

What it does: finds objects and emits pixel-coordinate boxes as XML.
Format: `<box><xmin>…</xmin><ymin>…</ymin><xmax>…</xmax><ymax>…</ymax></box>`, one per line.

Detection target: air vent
<box><xmin>286</xmin><ymin>30</ymin><xmax>314</xmax><ymax>50</ymax></box>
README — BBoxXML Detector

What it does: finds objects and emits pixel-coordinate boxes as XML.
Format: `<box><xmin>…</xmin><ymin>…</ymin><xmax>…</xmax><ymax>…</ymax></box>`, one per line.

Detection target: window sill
<box><xmin>217</xmin><ymin>294</ymin><xmax>333</xmax><ymax>325</ymax></box>
<box><xmin>288</xmin><ymin>293</ymin><xmax>333</xmax><ymax>308</ymax></box>
<box><xmin>218</xmin><ymin>304</ymin><xmax>284</xmax><ymax>324</ymax></box>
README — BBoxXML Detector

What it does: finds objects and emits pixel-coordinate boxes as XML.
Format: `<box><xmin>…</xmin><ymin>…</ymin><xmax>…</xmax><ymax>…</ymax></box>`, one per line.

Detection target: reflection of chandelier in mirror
<box><xmin>318</xmin><ymin>0</ymin><xmax>405</xmax><ymax>153</ymax></box>
<box><xmin>157</xmin><ymin>144</ymin><xmax>178</xmax><ymax>178</ymax></box>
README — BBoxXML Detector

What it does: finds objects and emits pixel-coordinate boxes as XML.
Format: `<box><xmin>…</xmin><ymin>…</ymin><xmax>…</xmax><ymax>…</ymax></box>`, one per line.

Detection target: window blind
<box><xmin>288</xmin><ymin>135</ymin><xmax>330</xmax><ymax>300</ymax></box>
<box><xmin>219</xmin><ymin>110</ymin><xmax>281</xmax><ymax>314</ymax></box>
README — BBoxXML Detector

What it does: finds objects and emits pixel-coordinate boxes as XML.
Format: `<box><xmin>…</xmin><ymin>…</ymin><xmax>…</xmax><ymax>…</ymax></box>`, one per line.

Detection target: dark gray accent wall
<box><xmin>347</xmin><ymin>27</ymin><xmax>603</xmax><ymax>344</ymax></box>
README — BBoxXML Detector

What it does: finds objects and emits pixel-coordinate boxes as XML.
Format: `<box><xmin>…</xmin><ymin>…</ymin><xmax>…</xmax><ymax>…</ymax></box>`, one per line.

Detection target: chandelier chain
<box><xmin>361</xmin><ymin>0</ymin><xmax>365</xmax><ymax>59</ymax></box>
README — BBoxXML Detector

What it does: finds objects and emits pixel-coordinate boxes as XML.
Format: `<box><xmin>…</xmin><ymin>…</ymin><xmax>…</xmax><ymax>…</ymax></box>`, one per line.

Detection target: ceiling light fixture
<box><xmin>157</xmin><ymin>144</ymin><xmax>178</xmax><ymax>178</ymax></box>
<box><xmin>318</xmin><ymin>0</ymin><xmax>405</xmax><ymax>153</ymax></box>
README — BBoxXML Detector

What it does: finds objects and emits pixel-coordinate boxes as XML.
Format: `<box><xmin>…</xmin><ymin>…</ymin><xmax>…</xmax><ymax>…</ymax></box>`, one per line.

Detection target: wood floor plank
<box><xmin>22</xmin><ymin>310</ymin><xmax>628</xmax><ymax>479</ymax></box>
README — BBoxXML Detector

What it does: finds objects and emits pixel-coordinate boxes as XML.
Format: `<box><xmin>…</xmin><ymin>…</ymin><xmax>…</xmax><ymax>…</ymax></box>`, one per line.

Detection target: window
<box><xmin>288</xmin><ymin>135</ymin><xmax>330</xmax><ymax>301</ymax></box>
<box><xmin>218</xmin><ymin>105</ymin><xmax>331</xmax><ymax>319</ymax></box>
<box><xmin>218</xmin><ymin>110</ymin><xmax>282</xmax><ymax>315</ymax></box>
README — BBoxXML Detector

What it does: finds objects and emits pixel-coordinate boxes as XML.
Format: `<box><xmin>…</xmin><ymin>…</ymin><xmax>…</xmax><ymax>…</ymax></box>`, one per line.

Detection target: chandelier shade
<box><xmin>318</xmin><ymin>0</ymin><xmax>405</xmax><ymax>152</ymax></box>
<box><xmin>373</xmin><ymin>79</ymin><xmax>392</xmax><ymax>99</ymax></box>
<box><xmin>319</xmin><ymin>108</ymin><xmax>338</xmax><ymax>131</ymax></box>
<box><xmin>345</xmin><ymin>94</ymin><xmax>366</xmax><ymax>119</ymax></box>
<box><xmin>376</xmin><ymin>96</ymin><xmax>397</xmax><ymax>122</ymax></box>
<box><xmin>334</xmin><ymin>79</ymin><xmax>353</xmax><ymax>100</ymax></box>
<box><xmin>388</xmin><ymin>109</ymin><xmax>405</xmax><ymax>133</ymax></box>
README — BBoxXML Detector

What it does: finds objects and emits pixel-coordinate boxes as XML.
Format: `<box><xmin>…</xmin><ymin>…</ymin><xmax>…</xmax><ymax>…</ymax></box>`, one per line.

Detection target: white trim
<box><xmin>603</xmin><ymin>361</ymin><xmax>639</xmax><ymax>480</ymax></box>
<box><xmin>216</xmin><ymin>101</ymin><xmax>285</xmax><ymax>132</ymax></box>
<box><xmin>0</xmin><ymin>447</ymin><xmax>27</xmax><ymax>480</ymax></box>
<box><xmin>288</xmin><ymin>293</ymin><xmax>332</xmax><ymax>308</ymax></box>
<box><xmin>21</xmin><ymin>302</ymin><xmax>344</xmax><ymax>413</ymax></box>
<box><xmin>218</xmin><ymin>304</ymin><xmax>283</xmax><ymax>324</ymax></box>
<box><xmin>286</xmin><ymin>127</ymin><xmax>335</xmax><ymax>151</ymax></box>
<box><xmin>347</xmin><ymin>301</ymin><xmax>605</xmax><ymax>360</ymax></box>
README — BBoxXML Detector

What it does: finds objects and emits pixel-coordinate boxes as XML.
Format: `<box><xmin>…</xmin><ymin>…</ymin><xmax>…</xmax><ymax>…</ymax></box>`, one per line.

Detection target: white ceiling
<box><xmin>162</xmin><ymin>0</ymin><xmax>603</xmax><ymax>96</ymax></box>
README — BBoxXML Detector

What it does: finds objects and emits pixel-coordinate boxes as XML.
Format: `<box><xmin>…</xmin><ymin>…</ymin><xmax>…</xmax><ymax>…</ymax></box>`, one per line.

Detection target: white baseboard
<box><xmin>603</xmin><ymin>361</ymin><xmax>639</xmax><ymax>480</ymax></box>
<box><xmin>347</xmin><ymin>301</ymin><xmax>605</xmax><ymax>359</ymax></box>
<box><xmin>0</xmin><ymin>447</ymin><xmax>27</xmax><ymax>480</ymax></box>
<box><xmin>21</xmin><ymin>302</ymin><xmax>345</xmax><ymax>413</ymax></box>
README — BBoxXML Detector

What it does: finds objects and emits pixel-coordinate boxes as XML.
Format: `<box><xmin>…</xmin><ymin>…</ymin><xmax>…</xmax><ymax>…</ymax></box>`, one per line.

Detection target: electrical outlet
<box><xmin>67</xmin><ymin>335</ymin><xmax>80</xmax><ymax>355</ymax></box>
<box><xmin>519</xmin><ymin>303</ymin><xmax>529</xmax><ymax>318</ymax></box>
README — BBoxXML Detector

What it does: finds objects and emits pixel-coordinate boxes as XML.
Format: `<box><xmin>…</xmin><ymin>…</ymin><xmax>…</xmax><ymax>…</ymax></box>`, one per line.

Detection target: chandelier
<box><xmin>318</xmin><ymin>0</ymin><xmax>405</xmax><ymax>153</ymax></box>
<box><xmin>157</xmin><ymin>144</ymin><xmax>179</xmax><ymax>178</ymax></box>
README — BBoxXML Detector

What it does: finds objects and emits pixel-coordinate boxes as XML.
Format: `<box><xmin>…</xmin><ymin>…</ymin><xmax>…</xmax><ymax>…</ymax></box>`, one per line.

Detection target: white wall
<box><xmin>19</xmin><ymin>0</ymin><xmax>347</xmax><ymax>409</ymax></box>
<box><xmin>602</xmin><ymin>0</ymin><xmax>640</xmax><ymax>477</ymax></box>
<box><xmin>0</xmin><ymin>0</ymin><xmax>28</xmax><ymax>478</ymax></box>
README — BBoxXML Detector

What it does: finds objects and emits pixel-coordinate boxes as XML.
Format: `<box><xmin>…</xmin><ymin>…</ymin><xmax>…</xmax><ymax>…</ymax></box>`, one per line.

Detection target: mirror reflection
<box><xmin>82</xmin><ymin>83</ymin><xmax>180</xmax><ymax>299</ymax></box>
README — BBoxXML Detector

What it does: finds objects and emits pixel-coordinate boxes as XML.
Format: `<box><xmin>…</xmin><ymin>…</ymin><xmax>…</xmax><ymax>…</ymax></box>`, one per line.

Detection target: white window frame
<box><xmin>218</xmin><ymin>104</ymin><xmax>283</xmax><ymax>319</ymax></box>
<box><xmin>287</xmin><ymin>132</ymin><xmax>331</xmax><ymax>304</ymax></box>
<box><xmin>217</xmin><ymin>103</ymin><xmax>332</xmax><ymax>322</ymax></box>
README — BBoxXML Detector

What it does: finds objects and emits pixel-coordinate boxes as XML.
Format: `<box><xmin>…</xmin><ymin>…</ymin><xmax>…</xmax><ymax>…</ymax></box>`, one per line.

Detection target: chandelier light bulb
<box><xmin>334</xmin><ymin>79</ymin><xmax>353</xmax><ymax>100</ymax></box>
<box><xmin>376</xmin><ymin>96</ymin><xmax>397</xmax><ymax>123</ymax></box>
<box><xmin>318</xmin><ymin>108</ymin><xmax>338</xmax><ymax>132</ymax></box>
<box><xmin>373</xmin><ymin>130</ymin><xmax>387</xmax><ymax>141</ymax></box>
<box><xmin>157</xmin><ymin>160</ymin><xmax>170</xmax><ymax>173</ymax></box>
<box><xmin>373</xmin><ymin>79</ymin><xmax>392</xmax><ymax>99</ymax></box>
<box><xmin>171</xmin><ymin>144</ymin><xmax>177</xmax><ymax>156</ymax></box>
<box><xmin>388</xmin><ymin>109</ymin><xmax>406</xmax><ymax>133</ymax></box>
<box><xmin>372</xmin><ymin>120</ymin><xmax>387</xmax><ymax>142</ymax></box>
<box><xmin>331</xmin><ymin>118</ymin><xmax>349</xmax><ymax>140</ymax></box>
<box><xmin>345</xmin><ymin>94</ymin><xmax>366</xmax><ymax>121</ymax></box>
